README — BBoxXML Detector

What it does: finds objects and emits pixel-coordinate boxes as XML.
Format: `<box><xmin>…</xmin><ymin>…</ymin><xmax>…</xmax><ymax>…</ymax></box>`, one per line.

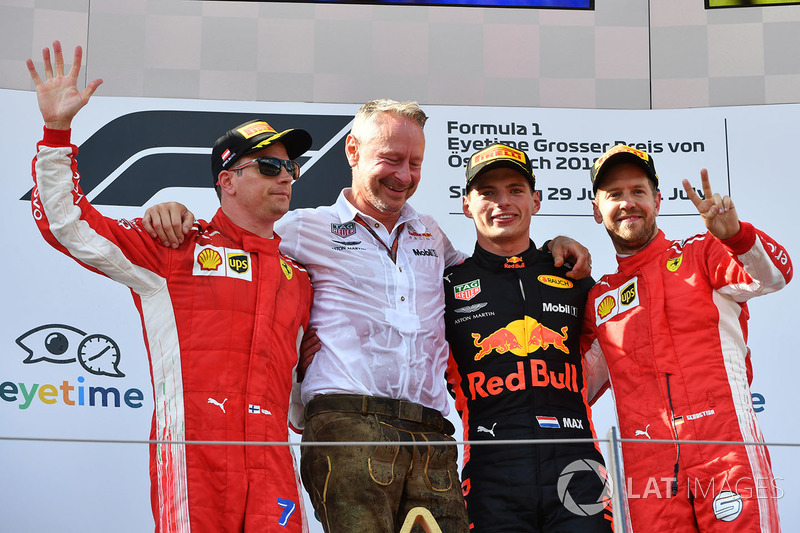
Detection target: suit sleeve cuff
<box><xmin>720</xmin><ymin>221</ymin><xmax>755</xmax><ymax>255</ymax></box>
<box><xmin>41</xmin><ymin>126</ymin><xmax>72</xmax><ymax>147</ymax></box>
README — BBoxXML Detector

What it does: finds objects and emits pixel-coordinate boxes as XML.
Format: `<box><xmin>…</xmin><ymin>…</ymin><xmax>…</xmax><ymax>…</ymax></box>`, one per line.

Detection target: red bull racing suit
<box><xmin>32</xmin><ymin>128</ymin><xmax>312</xmax><ymax>532</ymax></box>
<box><xmin>444</xmin><ymin>243</ymin><xmax>612</xmax><ymax>532</ymax></box>
<box><xmin>581</xmin><ymin>226</ymin><xmax>792</xmax><ymax>532</ymax></box>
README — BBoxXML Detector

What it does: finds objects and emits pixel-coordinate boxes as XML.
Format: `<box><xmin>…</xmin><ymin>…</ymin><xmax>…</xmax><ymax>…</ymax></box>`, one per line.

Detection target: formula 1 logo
<box><xmin>15</xmin><ymin>324</ymin><xmax>125</xmax><ymax>377</ymax></box>
<box><xmin>21</xmin><ymin>110</ymin><xmax>354</xmax><ymax>209</ymax></box>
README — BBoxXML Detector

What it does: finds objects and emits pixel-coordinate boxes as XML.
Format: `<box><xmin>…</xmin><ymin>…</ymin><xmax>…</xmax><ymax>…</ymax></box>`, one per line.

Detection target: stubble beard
<box><xmin>607</xmin><ymin>216</ymin><xmax>658</xmax><ymax>255</ymax></box>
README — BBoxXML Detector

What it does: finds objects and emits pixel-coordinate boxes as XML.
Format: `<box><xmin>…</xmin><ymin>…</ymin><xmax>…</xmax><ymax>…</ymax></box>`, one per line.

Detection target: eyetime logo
<box><xmin>5</xmin><ymin>324</ymin><xmax>145</xmax><ymax>410</ymax></box>
<box><xmin>15</xmin><ymin>324</ymin><xmax>125</xmax><ymax>378</ymax></box>
<box><xmin>1</xmin><ymin>376</ymin><xmax>145</xmax><ymax>410</ymax></box>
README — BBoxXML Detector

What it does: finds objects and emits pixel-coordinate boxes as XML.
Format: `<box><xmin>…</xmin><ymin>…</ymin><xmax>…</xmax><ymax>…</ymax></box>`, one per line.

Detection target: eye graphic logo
<box><xmin>16</xmin><ymin>324</ymin><xmax>125</xmax><ymax>378</ymax></box>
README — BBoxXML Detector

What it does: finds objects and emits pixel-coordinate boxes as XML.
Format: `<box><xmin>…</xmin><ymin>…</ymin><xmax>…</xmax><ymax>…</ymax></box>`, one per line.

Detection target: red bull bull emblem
<box><xmin>471</xmin><ymin>316</ymin><xmax>568</xmax><ymax>361</ymax></box>
<box><xmin>504</xmin><ymin>256</ymin><xmax>525</xmax><ymax>269</ymax></box>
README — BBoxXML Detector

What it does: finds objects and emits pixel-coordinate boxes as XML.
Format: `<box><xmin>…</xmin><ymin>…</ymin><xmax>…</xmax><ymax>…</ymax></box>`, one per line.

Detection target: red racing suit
<box><xmin>581</xmin><ymin>225</ymin><xmax>792</xmax><ymax>532</ymax></box>
<box><xmin>32</xmin><ymin>128</ymin><xmax>312</xmax><ymax>532</ymax></box>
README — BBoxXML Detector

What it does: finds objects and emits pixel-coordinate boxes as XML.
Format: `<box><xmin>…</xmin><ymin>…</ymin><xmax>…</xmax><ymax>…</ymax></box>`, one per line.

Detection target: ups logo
<box><xmin>228</xmin><ymin>254</ymin><xmax>249</xmax><ymax>274</ymax></box>
<box><xmin>621</xmin><ymin>282</ymin><xmax>636</xmax><ymax>305</ymax></box>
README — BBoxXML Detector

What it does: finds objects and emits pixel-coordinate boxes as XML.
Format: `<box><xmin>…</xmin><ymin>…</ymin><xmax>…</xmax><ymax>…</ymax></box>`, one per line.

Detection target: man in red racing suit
<box><xmin>28</xmin><ymin>42</ymin><xmax>313</xmax><ymax>532</ymax></box>
<box><xmin>581</xmin><ymin>144</ymin><xmax>792</xmax><ymax>532</ymax></box>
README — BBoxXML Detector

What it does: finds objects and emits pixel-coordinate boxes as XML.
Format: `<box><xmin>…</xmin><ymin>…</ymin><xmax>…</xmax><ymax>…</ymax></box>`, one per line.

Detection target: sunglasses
<box><xmin>230</xmin><ymin>157</ymin><xmax>301</xmax><ymax>180</ymax></box>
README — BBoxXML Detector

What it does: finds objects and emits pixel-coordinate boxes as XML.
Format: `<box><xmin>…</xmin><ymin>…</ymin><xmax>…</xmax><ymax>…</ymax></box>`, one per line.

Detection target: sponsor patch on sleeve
<box><xmin>454</xmin><ymin>280</ymin><xmax>481</xmax><ymax>301</ymax></box>
<box><xmin>536</xmin><ymin>416</ymin><xmax>561</xmax><ymax>429</ymax></box>
<box><xmin>594</xmin><ymin>277</ymin><xmax>639</xmax><ymax>326</ymax></box>
<box><xmin>193</xmin><ymin>245</ymin><xmax>252</xmax><ymax>281</ymax></box>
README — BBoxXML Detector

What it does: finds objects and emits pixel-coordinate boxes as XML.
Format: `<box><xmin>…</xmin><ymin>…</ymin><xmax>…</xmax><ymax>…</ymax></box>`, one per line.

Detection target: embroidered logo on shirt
<box><xmin>413</xmin><ymin>248</ymin><xmax>438</xmax><ymax>257</ymax></box>
<box><xmin>280</xmin><ymin>258</ymin><xmax>293</xmax><ymax>280</ymax></box>
<box><xmin>536</xmin><ymin>416</ymin><xmax>561</xmax><ymax>429</ymax></box>
<box><xmin>455</xmin><ymin>302</ymin><xmax>488</xmax><ymax>314</ymax></box>
<box><xmin>597</xmin><ymin>296</ymin><xmax>616</xmax><ymax>320</ymax></box>
<box><xmin>454</xmin><ymin>280</ymin><xmax>481</xmax><ymax>301</ymax></box>
<box><xmin>620</xmin><ymin>281</ymin><xmax>636</xmax><ymax>306</ymax></box>
<box><xmin>197</xmin><ymin>248</ymin><xmax>223</xmax><ymax>271</ymax></box>
<box><xmin>227</xmin><ymin>253</ymin><xmax>249</xmax><ymax>274</ymax></box>
<box><xmin>406</xmin><ymin>223</ymin><xmax>433</xmax><ymax>239</ymax></box>
<box><xmin>193</xmin><ymin>245</ymin><xmax>252</xmax><ymax>281</ymax></box>
<box><xmin>712</xmin><ymin>491</ymin><xmax>743</xmax><ymax>522</ymax></box>
<box><xmin>504</xmin><ymin>256</ymin><xmax>525</xmax><ymax>269</ymax></box>
<box><xmin>594</xmin><ymin>277</ymin><xmax>640</xmax><ymax>326</ymax></box>
<box><xmin>331</xmin><ymin>222</ymin><xmax>356</xmax><ymax>238</ymax></box>
<box><xmin>538</xmin><ymin>274</ymin><xmax>573</xmax><ymax>289</ymax></box>
<box><xmin>666</xmin><ymin>255</ymin><xmax>683</xmax><ymax>272</ymax></box>
<box><xmin>471</xmin><ymin>317</ymin><xmax>569</xmax><ymax>360</ymax></box>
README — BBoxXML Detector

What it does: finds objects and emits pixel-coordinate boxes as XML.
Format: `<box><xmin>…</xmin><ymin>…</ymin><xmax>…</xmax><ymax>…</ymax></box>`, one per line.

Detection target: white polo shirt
<box><xmin>276</xmin><ymin>190</ymin><xmax>466</xmax><ymax>421</ymax></box>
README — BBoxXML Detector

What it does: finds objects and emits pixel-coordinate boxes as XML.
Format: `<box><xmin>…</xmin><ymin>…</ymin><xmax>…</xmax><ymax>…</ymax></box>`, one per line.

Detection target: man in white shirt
<box><xmin>145</xmin><ymin>99</ymin><xmax>590</xmax><ymax>532</ymax></box>
<box><xmin>278</xmin><ymin>100</ymin><xmax>470</xmax><ymax>532</ymax></box>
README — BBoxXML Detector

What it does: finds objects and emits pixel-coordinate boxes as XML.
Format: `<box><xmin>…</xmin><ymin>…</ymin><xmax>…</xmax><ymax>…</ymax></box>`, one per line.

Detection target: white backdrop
<box><xmin>1</xmin><ymin>88</ymin><xmax>797</xmax><ymax>531</ymax></box>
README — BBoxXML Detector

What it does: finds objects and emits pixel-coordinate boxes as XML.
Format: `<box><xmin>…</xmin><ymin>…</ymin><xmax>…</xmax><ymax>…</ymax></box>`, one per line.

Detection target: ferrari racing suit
<box><xmin>444</xmin><ymin>242</ymin><xmax>612</xmax><ymax>532</ymax></box>
<box><xmin>32</xmin><ymin>128</ymin><xmax>313</xmax><ymax>532</ymax></box>
<box><xmin>581</xmin><ymin>226</ymin><xmax>792</xmax><ymax>532</ymax></box>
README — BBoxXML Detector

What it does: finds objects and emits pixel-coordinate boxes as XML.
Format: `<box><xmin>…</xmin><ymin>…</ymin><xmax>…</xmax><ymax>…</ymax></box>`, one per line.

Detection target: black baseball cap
<box><xmin>465</xmin><ymin>143</ymin><xmax>535</xmax><ymax>190</ymax></box>
<box><xmin>590</xmin><ymin>144</ymin><xmax>659</xmax><ymax>193</ymax></box>
<box><xmin>210</xmin><ymin>119</ymin><xmax>312</xmax><ymax>184</ymax></box>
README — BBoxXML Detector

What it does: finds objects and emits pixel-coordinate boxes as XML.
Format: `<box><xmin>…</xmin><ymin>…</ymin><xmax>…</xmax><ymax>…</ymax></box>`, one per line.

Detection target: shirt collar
<box><xmin>210</xmin><ymin>208</ymin><xmax>281</xmax><ymax>254</ymax></box>
<box><xmin>334</xmin><ymin>188</ymin><xmax>421</xmax><ymax>232</ymax></box>
<box><xmin>472</xmin><ymin>240</ymin><xmax>540</xmax><ymax>271</ymax></box>
<box><xmin>616</xmin><ymin>229</ymin><xmax>668</xmax><ymax>272</ymax></box>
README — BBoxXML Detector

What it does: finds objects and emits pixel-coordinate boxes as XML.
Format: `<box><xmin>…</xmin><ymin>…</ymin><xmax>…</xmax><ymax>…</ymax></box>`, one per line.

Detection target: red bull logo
<box><xmin>504</xmin><ymin>256</ymin><xmax>525</xmax><ymax>269</ymax></box>
<box><xmin>468</xmin><ymin>360</ymin><xmax>581</xmax><ymax>399</ymax></box>
<box><xmin>471</xmin><ymin>317</ymin><xmax>569</xmax><ymax>361</ymax></box>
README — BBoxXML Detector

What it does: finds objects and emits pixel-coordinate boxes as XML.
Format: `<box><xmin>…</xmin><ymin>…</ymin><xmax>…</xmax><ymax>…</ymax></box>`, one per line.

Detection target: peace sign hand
<box><xmin>26</xmin><ymin>41</ymin><xmax>102</xmax><ymax>130</ymax></box>
<box><xmin>682</xmin><ymin>169</ymin><xmax>741</xmax><ymax>241</ymax></box>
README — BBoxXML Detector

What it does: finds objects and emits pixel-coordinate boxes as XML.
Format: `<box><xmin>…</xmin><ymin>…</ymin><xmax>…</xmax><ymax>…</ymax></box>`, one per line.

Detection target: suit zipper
<box><xmin>665</xmin><ymin>373</ymin><xmax>680</xmax><ymax>496</ymax></box>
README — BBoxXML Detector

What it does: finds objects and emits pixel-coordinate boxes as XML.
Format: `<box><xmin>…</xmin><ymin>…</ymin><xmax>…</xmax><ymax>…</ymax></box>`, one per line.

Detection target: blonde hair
<box><xmin>351</xmin><ymin>99</ymin><xmax>427</xmax><ymax>139</ymax></box>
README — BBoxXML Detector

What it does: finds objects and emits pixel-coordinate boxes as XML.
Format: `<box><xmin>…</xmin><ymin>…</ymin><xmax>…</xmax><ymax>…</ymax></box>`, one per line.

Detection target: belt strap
<box><xmin>305</xmin><ymin>394</ymin><xmax>454</xmax><ymax>435</ymax></box>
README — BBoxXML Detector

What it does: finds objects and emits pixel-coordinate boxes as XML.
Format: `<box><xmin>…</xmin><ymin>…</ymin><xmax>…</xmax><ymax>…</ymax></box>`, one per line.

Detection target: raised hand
<box><xmin>682</xmin><ymin>169</ymin><xmax>741</xmax><ymax>240</ymax></box>
<box><xmin>26</xmin><ymin>41</ymin><xmax>102</xmax><ymax>129</ymax></box>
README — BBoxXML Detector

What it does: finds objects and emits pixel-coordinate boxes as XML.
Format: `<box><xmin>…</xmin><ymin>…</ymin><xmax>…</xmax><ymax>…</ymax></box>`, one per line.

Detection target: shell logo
<box><xmin>197</xmin><ymin>248</ymin><xmax>223</xmax><ymax>271</ymax></box>
<box><xmin>538</xmin><ymin>275</ymin><xmax>574</xmax><ymax>289</ymax></box>
<box><xmin>597</xmin><ymin>295</ymin><xmax>616</xmax><ymax>319</ymax></box>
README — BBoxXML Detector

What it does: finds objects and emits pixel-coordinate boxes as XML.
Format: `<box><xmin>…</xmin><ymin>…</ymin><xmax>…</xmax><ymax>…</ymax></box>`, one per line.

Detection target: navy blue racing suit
<box><xmin>444</xmin><ymin>242</ymin><xmax>612</xmax><ymax>532</ymax></box>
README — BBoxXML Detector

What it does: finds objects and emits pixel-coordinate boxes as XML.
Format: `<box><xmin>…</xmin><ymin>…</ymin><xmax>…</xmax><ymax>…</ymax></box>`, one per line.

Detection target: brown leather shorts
<box><xmin>300</xmin><ymin>394</ymin><xmax>469</xmax><ymax>533</ymax></box>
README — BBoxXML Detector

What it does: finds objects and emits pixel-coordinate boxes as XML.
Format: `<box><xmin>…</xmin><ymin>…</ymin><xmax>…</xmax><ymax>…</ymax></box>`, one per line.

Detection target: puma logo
<box><xmin>477</xmin><ymin>423</ymin><xmax>497</xmax><ymax>437</ymax></box>
<box><xmin>208</xmin><ymin>397</ymin><xmax>228</xmax><ymax>413</ymax></box>
<box><xmin>635</xmin><ymin>424</ymin><xmax>651</xmax><ymax>439</ymax></box>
